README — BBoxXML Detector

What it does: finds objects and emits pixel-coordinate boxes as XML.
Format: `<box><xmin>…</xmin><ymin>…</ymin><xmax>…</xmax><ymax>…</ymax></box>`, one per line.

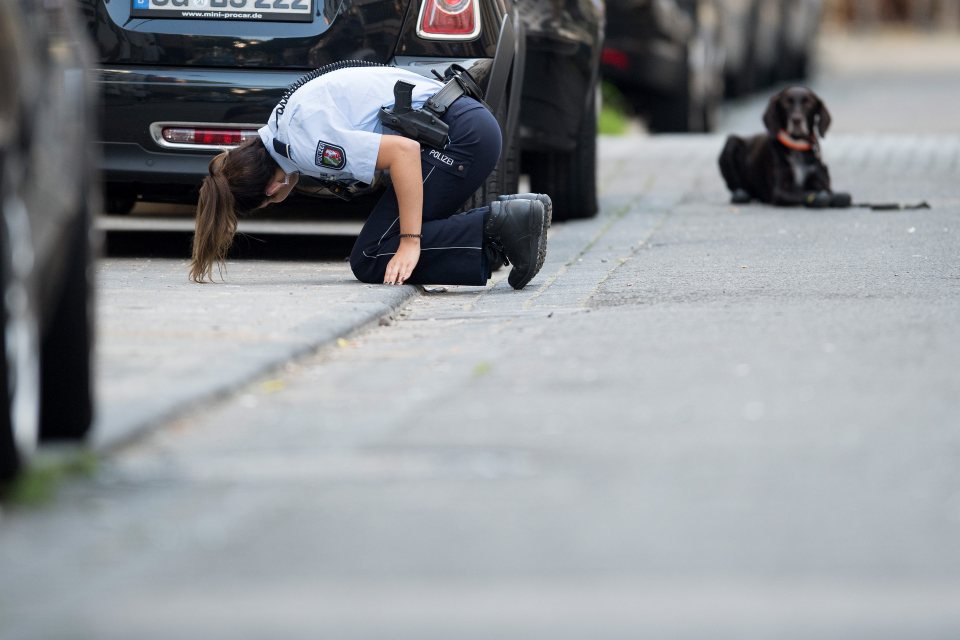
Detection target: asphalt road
<box><xmin>1</xmin><ymin>31</ymin><xmax>959</xmax><ymax>640</ymax></box>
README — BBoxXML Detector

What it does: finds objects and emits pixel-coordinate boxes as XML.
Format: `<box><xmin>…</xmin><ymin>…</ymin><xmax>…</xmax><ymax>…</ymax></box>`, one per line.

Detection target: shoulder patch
<box><xmin>315</xmin><ymin>141</ymin><xmax>346</xmax><ymax>170</ymax></box>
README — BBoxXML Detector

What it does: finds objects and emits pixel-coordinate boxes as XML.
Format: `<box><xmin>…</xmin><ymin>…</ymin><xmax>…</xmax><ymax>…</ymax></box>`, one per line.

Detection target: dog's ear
<box><xmin>762</xmin><ymin>91</ymin><xmax>784</xmax><ymax>135</ymax></box>
<box><xmin>812</xmin><ymin>91</ymin><xmax>832</xmax><ymax>137</ymax></box>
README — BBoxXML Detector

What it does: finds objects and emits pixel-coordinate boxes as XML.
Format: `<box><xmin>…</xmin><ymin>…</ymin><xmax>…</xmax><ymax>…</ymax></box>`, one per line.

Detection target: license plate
<box><xmin>131</xmin><ymin>0</ymin><xmax>313</xmax><ymax>23</ymax></box>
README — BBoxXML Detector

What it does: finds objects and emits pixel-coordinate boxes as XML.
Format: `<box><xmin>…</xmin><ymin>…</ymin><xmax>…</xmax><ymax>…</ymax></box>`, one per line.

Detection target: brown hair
<box><xmin>190</xmin><ymin>137</ymin><xmax>279</xmax><ymax>283</ymax></box>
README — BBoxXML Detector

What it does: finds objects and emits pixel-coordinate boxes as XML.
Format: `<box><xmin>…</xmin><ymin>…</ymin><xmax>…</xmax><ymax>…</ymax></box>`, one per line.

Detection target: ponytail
<box><xmin>190</xmin><ymin>137</ymin><xmax>279</xmax><ymax>282</ymax></box>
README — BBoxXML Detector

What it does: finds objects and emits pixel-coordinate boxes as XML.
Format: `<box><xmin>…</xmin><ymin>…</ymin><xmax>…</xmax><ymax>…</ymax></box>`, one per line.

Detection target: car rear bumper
<box><xmin>96</xmin><ymin>59</ymin><xmax>493</xmax><ymax>200</ymax></box>
<box><xmin>95</xmin><ymin>65</ymin><xmax>299</xmax><ymax>195</ymax></box>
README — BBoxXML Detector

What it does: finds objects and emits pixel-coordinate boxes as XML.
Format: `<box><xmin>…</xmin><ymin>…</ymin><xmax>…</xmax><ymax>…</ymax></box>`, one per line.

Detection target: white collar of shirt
<box><xmin>258</xmin><ymin>126</ymin><xmax>299</xmax><ymax>176</ymax></box>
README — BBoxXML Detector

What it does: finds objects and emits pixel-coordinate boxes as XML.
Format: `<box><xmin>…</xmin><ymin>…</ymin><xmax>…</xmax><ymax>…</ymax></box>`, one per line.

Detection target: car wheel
<box><xmin>777</xmin><ymin>48</ymin><xmax>809</xmax><ymax>82</ymax></box>
<box><xmin>0</xmin><ymin>187</ymin><xmax>42</xmax><ymax>483</ymax></box>
<box><xmin>39</xmin><ymin>209</ymin><xmax>94</xmax><ymax>442</ymax></box>
<box><xmin>648</xmin><ymin>61</ymin><xmax>697</xmax><ymax>133</ymax></box>
<box><xmin>527</xmin><ymin>93</ymin><xmax>598</xmax><ymax>221</ymax></box>
<box><xmin>648</xmin><ymin>9</ymin><xmax>720</xmax><ymax>133</ymax></box>
<box><xmin>460</xmin><ymin>80</ymin><xmax>521</xmax><ymax>212</ymax></box>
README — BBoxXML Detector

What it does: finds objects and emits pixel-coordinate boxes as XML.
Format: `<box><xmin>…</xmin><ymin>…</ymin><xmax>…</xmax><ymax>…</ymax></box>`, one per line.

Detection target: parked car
<box><xmin>717</xmin><ymin>0</ymin><xmax>755</xmax><ymax>96</ymax></box>
<box><xmin>725</xmin><ymin>0</ymin><xmax>819</xmax><ymax>94</ymax></box>
<box><xmin>777</xmin><ymin>0</ymin><xmax>822</xmax><ymax>81</ymax></box>
<box><xmin>81</xmin><ymin>0</ymin><xmax>524</xmax><ymax>216</ymax></box>
<box><xmin>601</xmin><ymin>0</ymin><xmax>724</xmax><ymax>132</ymax></box>
<box><xmin>517</xmin><ymin>0</ymin><xmax>605</xmax><ymax>220</ymax></box>
<box><xmin>745</xmin><ymin>0</ymin><xmax>783</xmax><ymax>90</ymax></box>
<box><xmin>0</xmin><ymin>0</ymin><xmax>97</xmax><ymax>483</ymax></box>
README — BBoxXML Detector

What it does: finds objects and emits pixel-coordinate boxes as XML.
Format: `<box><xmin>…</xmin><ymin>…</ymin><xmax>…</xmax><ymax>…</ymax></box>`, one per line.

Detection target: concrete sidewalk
<box><xmin>93</xmin><ymin>129</ymin><xmax>960</xmax><ymax>453</ymax></box>
<box><xmin>93</xmin><ymin>259</ymin><xmax>419</xmax><ymax>450</ymax></box>
<box><xmin>4</xmin><ymin>131</ymin><xmax>957</xmax><ymax>640</ymax></box>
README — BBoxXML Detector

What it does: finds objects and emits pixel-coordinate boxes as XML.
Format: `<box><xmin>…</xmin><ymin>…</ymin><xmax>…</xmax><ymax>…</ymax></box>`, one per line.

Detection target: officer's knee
<box><xmin>349</xmin><ymin>257</ymin><xmax>380</xmax><ymax>284</ymax></box>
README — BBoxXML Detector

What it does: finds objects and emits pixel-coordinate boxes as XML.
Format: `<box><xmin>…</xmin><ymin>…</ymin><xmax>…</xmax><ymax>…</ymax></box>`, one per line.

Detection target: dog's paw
<box><xmin>829</xmin><ymin>192</ymin><xmax>852</xmax><ymax>208</ymax></box>
<box><xmin>804</xmin><ymin>191</ymin><xmax>831</xmax><ymax>208</ymax></box>
<box><xmin>730</xmin><ymin>189</ymin><xmax>752</xmax><ymax>204</ymax></box>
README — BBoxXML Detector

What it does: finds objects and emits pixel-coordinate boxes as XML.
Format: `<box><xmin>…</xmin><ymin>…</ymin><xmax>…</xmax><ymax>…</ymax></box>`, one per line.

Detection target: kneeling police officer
<box><xmin>190</xmin><ymin>62</ymin><xmax>550</xmax><ymax>289</ymax></box>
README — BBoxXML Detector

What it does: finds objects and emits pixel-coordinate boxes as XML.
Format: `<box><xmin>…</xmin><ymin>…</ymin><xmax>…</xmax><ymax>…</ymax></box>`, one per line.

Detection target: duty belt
<box><xmin>272</xmin><ymin>76</ymin><xmax>470</xmax><ymax>161</ymax></box>
<box><xmin>424</xmin><ymin>75</ymin><xmax>468</xmax><ymax>117</ymax></box>
<box><xmin>273</xmin><ymin>64</ymin><xmax>486</xmax><ymax>162</ymax></box>
<box><xmin>378</xmin><ymin>66</ymin><xmax>487</xmax><ymax>149</ymax></box>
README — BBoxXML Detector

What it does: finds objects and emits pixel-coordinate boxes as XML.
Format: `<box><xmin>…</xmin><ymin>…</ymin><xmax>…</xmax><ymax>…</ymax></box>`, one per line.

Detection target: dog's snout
<box><xmin>786</xmin><ymin>110</ymin><xmax>809</xmax><ymax>136</ymax></box>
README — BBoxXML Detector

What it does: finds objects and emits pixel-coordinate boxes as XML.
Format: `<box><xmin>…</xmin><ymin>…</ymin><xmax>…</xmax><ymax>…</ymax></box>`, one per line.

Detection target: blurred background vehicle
<box><xmin>718</xmin><ymin>0</ymin><xmax>755</xmax><ymax>96</ymax></box>
<box><xmin>0</xmin><ymin>0</ymin><xmax>97</xmax><ymax>483</ymax></box>
<box><xmin>744</xmin><ymin>0</ymin><xmax>784</xmax><ymax>91</ymax></box>
<box><xmin>601</xmin><ymin>0</ymin><xmax>827</xmax><ymax>132</ymax></box>
<box><xmin>831</xmin><ymin>0</ymin><xmax>960</xmax><ymax>28</ymax></box>
<box><xmin>517</xmin><ymin>0</ymin><xmax>604</xmax><ymax>219</ymax></box>
<box><xmin>600</xmin><ymin>0</ymin><xmax>725</xmax><ymax>132</ymax></box>
<box><xmin>778</xmin><ymin>0</ymin><xmax>824</xmax><ymax>81</ymax></box>
<box><xmin>81</xmin><ymin>0</ymin><xmax>526</xmax><ymax>217</ymax></box>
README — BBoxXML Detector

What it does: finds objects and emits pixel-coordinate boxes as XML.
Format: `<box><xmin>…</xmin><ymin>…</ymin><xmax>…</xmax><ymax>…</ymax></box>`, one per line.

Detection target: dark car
<box><xmin>722</xmin><ymin>0</ymin><xmax>820</xmax><ymax>95</ymax></box>
<box><xmin>0</xmin><ymin>0</ymin><xmax>97</xmax><ymax>483</ymax></box>
<box><xmin>777</xmin><ymin>0</ymin><xmax>821</xmax><ymax>81</ymax></box>
<box><xmin>718</xmin><ymin>0</ymin><xmax>754</xmax><ymax>96</ymax></box>
<box><xmin>82</xmin><ymin>0</ymin><xmax>603</xmax><ymax>222</ymax></box>
<box><xmin>517</xmin><ymin>0</ymin><xmax>604</xmax><ymax>220</ymax></box>
<box><xmin>601</xmin><ymin>0</ymin><xmax>724</xmax><ymax>132</ymax></box>
<box><xmin>746</xmin><ymin>0</ymin><xmax>783</xmax><ymax>90</ymax></box>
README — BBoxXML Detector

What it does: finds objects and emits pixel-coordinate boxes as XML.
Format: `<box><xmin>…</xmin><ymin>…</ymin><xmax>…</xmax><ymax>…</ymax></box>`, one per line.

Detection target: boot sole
<box><xmin>499</xmin><ymin>193</ymin><xmax>553</xmax><ymax>228</ymax></box>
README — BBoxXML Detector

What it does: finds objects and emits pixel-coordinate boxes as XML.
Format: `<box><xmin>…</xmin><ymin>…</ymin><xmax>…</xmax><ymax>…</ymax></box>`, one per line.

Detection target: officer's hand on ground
<box><xmin>384</xmin><ymin>239</ymin><xmax>420</xmax><ymax>285</ymax></box>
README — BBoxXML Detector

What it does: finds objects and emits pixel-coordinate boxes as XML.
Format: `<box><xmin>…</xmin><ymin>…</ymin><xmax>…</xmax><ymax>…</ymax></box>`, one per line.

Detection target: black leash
<box><xmin>853</xmin><ymin>201</ymin><xmax>932</xmax><ymax>211</ymax></box>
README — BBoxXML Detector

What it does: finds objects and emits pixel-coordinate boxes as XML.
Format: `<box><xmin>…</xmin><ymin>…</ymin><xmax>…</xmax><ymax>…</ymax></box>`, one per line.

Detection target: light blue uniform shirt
<box><xmin>258</xmin><ymin>66</ymin><xmax>444</xmax><ymax>186</ymax></box>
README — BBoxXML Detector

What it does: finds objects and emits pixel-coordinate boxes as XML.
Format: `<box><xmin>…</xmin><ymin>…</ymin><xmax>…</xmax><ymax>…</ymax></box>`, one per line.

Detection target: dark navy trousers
<box><xmin>349</xmin><ymin>97</ymin><xmax>502</xmax><ymax>286</ymax></box>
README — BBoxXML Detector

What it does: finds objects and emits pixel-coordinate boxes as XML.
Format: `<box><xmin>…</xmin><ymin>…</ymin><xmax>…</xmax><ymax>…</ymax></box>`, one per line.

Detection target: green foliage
<box><xmin>2</xmin><ymin>449</ymin><xmax>98</xmax><ymax>508</ymax></box>
<box><xmin>599</xmin><ymin>81</ymin><xmax>632</xmax><ymax>135</ymax></box>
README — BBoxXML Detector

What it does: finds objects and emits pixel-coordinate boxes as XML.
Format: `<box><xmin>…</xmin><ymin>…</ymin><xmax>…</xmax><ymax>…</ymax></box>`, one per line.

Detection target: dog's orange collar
<box><xmin>777</xmin><ymin>130</ymin><xmax>813</xmax><ymax>152</ymax></box>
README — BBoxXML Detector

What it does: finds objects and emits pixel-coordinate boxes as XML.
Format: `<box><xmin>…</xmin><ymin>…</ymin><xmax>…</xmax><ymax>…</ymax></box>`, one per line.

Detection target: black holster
<box><xmin>378</xmin><ymin>80</ymin><xmax>451</xmax><ymax>149</ymax></box>
<box><xmin>377</xmin><ymin>65</ymin><xmax>487</xmax><ymax>149</ymax></box>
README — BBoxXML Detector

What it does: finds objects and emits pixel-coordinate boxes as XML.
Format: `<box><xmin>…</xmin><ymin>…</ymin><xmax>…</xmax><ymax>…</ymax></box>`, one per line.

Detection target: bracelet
<box><xmin>399</xmin><ymin>233</ymin><xmax>422</xmax><ymax>239</ymax></box>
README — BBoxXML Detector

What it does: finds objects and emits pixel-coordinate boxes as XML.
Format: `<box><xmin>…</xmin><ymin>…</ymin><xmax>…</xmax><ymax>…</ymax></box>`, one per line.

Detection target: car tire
<box><xmin>648</xmin><ymin>11</ymin><xmax>720</xmax><ymax>134</ymax></box>
<box><xmin>39</xmin><ymin>210</ymin><xmax>93</xmax><ymax>442</ymax></box>
<box><xmin>0</xmin><ymin>201</ymin><xmax>94</xmax><ymax>484</ymax></box>
<box><xmin>527</xmin><ymin>94</ymin><xmax>598</xmax><ymax>221</ymax></box>
<box><xmin>460</xmin><ymin>91</ymin><xmax>520</xmax><ymax>211</ymax></box>
<box><xmin>777</xmin><ymin>49</ymin><xmax>809</xmax><ymax>82</ymax></box>
<box><xmin>648</xmin><ymin>67</ymin><xmax>696</xmax><ymax>133</ymax></box>
<box><xmin>0</xmin><ymin>190</ymin><xmax>42</xmax><ymax>484</ymax></box>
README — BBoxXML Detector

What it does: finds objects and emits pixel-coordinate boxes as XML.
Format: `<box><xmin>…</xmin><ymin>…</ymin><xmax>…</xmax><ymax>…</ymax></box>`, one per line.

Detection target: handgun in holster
<box><xmin>378</xmin><ymin>80</ymin><xmax>450</xmax><ymax>149</ymax></box>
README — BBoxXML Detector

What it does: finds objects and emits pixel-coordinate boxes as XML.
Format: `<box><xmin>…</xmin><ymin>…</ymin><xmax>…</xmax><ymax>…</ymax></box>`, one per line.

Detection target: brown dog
<box><xmin>719</xmin><ymin>87</ymin><xmax>851</xmax><ymax>208</ymax></box>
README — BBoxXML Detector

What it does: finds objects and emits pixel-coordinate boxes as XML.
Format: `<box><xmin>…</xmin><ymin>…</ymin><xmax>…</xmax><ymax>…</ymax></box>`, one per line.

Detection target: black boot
<box><xmin>497</xmin><ymin>193</ymin><xmax>553</xmax><ymax>228</ymax></box>
<box><xmin>487</xmin><ymin>193</ymin><xmax>552</xmax><ymax>272</ymax></box>
<box><xmin>483</xmin><ymin>199</ymin><xmax>547</xmax><ymax>290</ymax></box>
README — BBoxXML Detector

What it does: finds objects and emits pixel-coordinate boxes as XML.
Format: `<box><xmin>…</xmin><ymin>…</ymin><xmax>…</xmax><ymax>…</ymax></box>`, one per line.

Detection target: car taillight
<box><xmin>601</xmin><ymin>48</ymin><xmax>630</xmax><ymax>72</ymax></box>
<box><xmin>416</xmin><ymin>0</ymin><xmax>480</xmax><ymax>40</ymax></box>
<box><xmin>160</xmin><ymin>127</ymin><xmax>260</xmax><ymax>148</ymax></box>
